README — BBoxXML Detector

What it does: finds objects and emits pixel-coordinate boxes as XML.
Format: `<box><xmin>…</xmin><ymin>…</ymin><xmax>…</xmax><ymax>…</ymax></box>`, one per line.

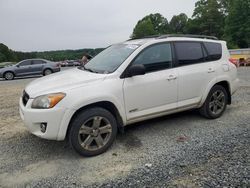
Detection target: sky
<box><xmin>0</xmin><ymin>0</ymin><xmax>197</xmax><ymax>52</ymax></box>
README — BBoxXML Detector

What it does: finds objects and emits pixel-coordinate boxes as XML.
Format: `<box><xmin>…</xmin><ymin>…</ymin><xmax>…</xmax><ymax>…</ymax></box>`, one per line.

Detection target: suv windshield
<box><xmin>81</xmin><ymin>44</ymin><xmax>139</xmax><ymax>73</ymax></box>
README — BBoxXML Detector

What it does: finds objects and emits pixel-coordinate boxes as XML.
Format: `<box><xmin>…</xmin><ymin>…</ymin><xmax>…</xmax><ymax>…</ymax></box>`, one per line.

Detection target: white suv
<box><xmin>19</xmin><ymin>35</ymin><xmax>239</xmax><ymax>156</ymax></box>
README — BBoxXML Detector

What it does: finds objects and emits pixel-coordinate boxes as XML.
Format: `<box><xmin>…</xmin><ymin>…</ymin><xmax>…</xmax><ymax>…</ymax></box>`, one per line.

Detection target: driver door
<box><xmin>16</xmin><ymin>60</ymin><xmax>32</xmax><ymax>76</ymax></box>
<box><xmin>123</xmin><ymin>43</ymin><xmax>178</xmax><ymax>121</ymax></box>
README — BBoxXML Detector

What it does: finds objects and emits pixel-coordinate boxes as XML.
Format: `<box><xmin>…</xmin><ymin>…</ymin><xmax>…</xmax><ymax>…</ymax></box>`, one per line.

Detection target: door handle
<box><xmin>208</xmin><ymin>68</ymin><xmax>215</xmax><ymax>73</ymax></box>
<box><xmin>167</xmin><ymin>75</ymin><xmax>177</xmax><ymax>81</ymax></box>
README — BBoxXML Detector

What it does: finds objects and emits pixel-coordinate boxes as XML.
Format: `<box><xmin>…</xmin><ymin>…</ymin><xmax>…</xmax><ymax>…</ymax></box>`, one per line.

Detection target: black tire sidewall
<box><xmin>69</xmin><ymin>107</ymin><xmax>118</xmax><ymax>157</ymax></box>
<box><xmin>205</xmin><ymin>85</ymin><xmax>228</xmax><ymax>119</ymax></box>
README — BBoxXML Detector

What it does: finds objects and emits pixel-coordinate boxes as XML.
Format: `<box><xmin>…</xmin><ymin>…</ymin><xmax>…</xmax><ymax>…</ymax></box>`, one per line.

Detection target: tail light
<box><xmin>56</xmin><ymin>63</ymin><xmax>60</xmax><ymax>67</ymax></box>
<box><xmin>229</xmin><ymin>58</ymin><xmax>238</xmax><ymax>67</ymax></box>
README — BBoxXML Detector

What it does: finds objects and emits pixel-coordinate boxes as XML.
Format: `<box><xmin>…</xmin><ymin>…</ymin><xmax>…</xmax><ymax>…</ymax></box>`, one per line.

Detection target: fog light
<box><xmin>40</xmin><ymin>123</ymin><xmax>47</xmax><ymax>133</ymax></box>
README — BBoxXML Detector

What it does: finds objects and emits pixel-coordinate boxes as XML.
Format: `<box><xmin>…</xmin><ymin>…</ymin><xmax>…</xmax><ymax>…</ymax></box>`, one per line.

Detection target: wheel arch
<box><xmin>215</xmin><ymin>81</ymin><xmax>231</xmax><ymax>104</ymax></box>
<box><xmin>201</xmin><ymin>80</ymin><xmax>231</xmax><ymax>107</ymax></box>
<box><xmin>65</xmin><ymin>101</ymin><xmax>124</xmax><ymax>140</ymax></box>
<box><xmin>3</xmin><ymin>70</ymin><xmax>15</xmax><ymax>78</ymax></box>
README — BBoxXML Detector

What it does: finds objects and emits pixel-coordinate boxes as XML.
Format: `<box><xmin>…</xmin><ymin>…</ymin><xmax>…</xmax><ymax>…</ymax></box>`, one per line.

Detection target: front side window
<box><xmin>19</xmin><ymin>60</ymin><xmax>31</xmax><ymax>66</ymax></box>
<box><xmin>132</xmin><ymin>43</ymin><xmax>172</xmax><ymax>72</ymax></box>
<box><xmin>83</xmin><ymin>44</ymin><xmax>139</xmax><ymax>73</ymax></box>
<box><xmin>175</xmin><ymin>42</ymin><xmax>204</xmax><ymax>66</ymax></box>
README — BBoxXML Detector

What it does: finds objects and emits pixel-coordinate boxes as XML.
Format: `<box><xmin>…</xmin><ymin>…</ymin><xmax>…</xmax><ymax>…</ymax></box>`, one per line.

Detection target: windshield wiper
<box><xmin>79</xmin><ymin>64</ymin><xmax>99</xmax><ymax>73</ymax></box>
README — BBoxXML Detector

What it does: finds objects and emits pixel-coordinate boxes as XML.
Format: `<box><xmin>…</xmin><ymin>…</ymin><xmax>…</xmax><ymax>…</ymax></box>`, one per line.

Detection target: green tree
<box><xmin>0</xmin><ymin>43</ymin><xmax>16</xmax><ymax>62</ymax></box>
<box><xmin>0</xmin><ymin>51</ymin><xmax>7</xmax><ymax>62</ymax></box>
<box><xmin>132</xmin><ymin>13</ymin><xmax>169</xmax><ymax>38</ymax></box>
<box><xmin>186</xmin><ymin>0</ymin><xmax>225</xmax><ymax>38</ymax></box>
<box><xmin>169</xmin><ymin>13</ymin><xmax>188</xmax><ymax>34</ymax></box>
<box><xmin>224</xmin><ymin>0</ymin><xmax>250</xmax><ymax>48</ymax></box>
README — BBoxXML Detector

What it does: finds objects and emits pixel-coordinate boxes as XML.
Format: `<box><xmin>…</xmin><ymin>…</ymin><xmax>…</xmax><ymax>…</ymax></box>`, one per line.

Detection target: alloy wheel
<box><xmin>209</xmin><ymin>90</ymin><xmax>225</xmax><ymax>115</ymax></box>
<box><xmin>44</xmin><ymin>69</ymin><xmax>52</xmax><ymax>75</ymax></box>
<box><xmin>78</xmin><ymin>116</ymin><xmax>112</xmax><ymax>151</ymax></box>
<box><xmin>5</xmin><ymin>72</ymin><xmax>14</xmax><ymax>80</ymax></box>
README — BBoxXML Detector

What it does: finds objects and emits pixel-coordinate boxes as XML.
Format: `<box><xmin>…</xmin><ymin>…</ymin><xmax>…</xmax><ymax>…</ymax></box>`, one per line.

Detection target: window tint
<box><xmin>133</xmin><ymin>43</ymin><xmax>172</xmax><ymax>72</ymax></box>
<box><xmin>175</xmin><ymin>42</ymin><xmax>204</xmax><ymax>66</ymax></box>
<box><xmin>204</xmin><ymin>42</ymin><xmax>222</xmax><ymax>61</ymax></box>
<box><xmin>32</xmin><ymin>60</ymin><xmax>46</xmax><ymax>65</ymax></box>
<box><xmin>19</xmin><ymin>60</ymin><xmax>31</xmax><ymax>66</ymax></box>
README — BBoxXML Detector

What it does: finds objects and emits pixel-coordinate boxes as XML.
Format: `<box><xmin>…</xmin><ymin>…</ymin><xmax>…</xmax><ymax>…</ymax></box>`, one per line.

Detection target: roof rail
<box><xmin>157</xmin><ymin>34</ymin><xmax>218</xmax><ymax>40</ymax></box>
<box><xmin>128</xmin><ymin>34</ymin><xmax>218</xmax><ymax>41</ymax></box>
<box><xmin>127</xmin><ymin>35</ymin><xmax>161</xmax><ymax>41</ymax></box>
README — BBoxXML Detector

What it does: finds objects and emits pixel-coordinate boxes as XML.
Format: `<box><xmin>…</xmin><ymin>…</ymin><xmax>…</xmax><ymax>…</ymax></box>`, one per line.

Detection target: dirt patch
<box><xmin>0</xmin><ymin>160</ymin><xmax>60</xmax><ymax>187</ymax></box>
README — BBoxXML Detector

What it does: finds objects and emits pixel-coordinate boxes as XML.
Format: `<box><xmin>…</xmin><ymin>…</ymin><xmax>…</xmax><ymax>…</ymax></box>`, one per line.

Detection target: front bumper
<box><xmin>19</xmin><ymin>97</ymin><xmax>69</xmax><ymax>140</ymax></box>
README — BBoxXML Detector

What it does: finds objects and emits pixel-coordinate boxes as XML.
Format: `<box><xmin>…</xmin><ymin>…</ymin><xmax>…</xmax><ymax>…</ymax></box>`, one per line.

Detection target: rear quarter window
<box><xmin>203</xmin><ymin>42</ymin><xmax>222</xmax><ymax>61</ymax></box>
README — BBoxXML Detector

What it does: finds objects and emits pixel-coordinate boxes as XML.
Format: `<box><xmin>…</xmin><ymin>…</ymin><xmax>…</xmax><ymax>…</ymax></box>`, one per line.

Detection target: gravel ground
<box><xmin>0</xmin><ymin>67</ymin><xmax>250</xmax><ymax>188</ymax></box>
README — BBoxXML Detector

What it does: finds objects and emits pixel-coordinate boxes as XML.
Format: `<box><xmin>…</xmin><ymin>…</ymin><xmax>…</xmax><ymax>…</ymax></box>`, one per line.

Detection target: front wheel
<box><xmin>69</xmin><ymin>107</ymin><xmax>117</xmax><ymax>157</ymax></box>
<box><xmin>4</xmin><ymin>72</ymin><xmax>14</xmax><ymax>80</ymax></box>
<box><xmin>199</xmin><ymin>85</ymin><xmax>228</xmax><ymax>119</ymax></box>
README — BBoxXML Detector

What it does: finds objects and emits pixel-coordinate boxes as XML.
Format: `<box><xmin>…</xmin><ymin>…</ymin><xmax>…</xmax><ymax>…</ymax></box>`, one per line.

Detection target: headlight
<box><xmin>31</xmin><ymin>93</ymin><xmax>66</xmax><ymax>109</ymax></box>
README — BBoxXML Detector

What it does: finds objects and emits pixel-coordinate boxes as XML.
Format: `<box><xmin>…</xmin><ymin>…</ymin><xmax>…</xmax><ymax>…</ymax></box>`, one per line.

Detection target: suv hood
<box><xmin>25</xmin><ymin>68</ymin><xmax>107</xmax><ymax>98</ymax></box>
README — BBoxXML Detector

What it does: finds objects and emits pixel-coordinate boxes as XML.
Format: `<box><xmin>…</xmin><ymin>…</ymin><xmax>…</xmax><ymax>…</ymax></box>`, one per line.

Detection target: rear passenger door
<box><xmin>174</xmin><ymin>41</ymin><xmax>216</xmax><ymax>107</ymax></box>
<box><xmin>31</xmin><ymin>60</ymin><xmax>45</xmax><ymax>74</ymax></box>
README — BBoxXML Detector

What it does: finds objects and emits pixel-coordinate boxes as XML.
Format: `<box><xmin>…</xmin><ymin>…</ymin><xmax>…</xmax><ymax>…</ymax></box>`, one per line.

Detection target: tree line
<box><xmin>132</xmin><ymin>0</ymin><xmax>250</xmax><ymax>48</ymax></box>
<box><xmin>0</xmin><ymin>43</ymin><xmax>104</xmax><ymax>63</ymax></box>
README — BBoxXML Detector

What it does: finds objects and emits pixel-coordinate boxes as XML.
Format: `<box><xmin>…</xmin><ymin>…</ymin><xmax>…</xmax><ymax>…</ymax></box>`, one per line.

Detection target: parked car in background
<box><xmin>73</xmin><ymin>61</ymin><xmax>81</xmax><ymax>66</ymax></box>
<box><xmin>0</xmin><ymin>59</ymin><xmax>60</xmax><ymax>80</ymax></box>
<box><xmin>66</xmin><ymin>60</ymin><xmax>81</xmax><ymax>67</ymax></box>
<box><xmin>60</xmin><ymin>61</ymin><xmax>68</xmax><ymax>67</ymax></box>
<box><xmin>239</xmin><ymin>58</ymin><xmax>250</xmax><ymax>66</ymax></box>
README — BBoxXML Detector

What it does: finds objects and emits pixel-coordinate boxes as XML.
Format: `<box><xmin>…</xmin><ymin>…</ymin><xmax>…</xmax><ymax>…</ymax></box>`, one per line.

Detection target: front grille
<box><xmin>22</xmin><ymin>91</ymin><xmax>29</xmax><ymax>106</ymax></box>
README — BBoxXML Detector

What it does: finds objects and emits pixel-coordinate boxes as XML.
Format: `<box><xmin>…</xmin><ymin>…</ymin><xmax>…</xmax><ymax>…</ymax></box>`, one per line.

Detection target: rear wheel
<box><xmin>69</xmin><ymin>107</ymin><xmax>117</xmax><ymax>156</ymax></box>
<box><xmin>4</xmin><ymin>72</ymin><xmax>14</xmax><ymax>80</ymax></box>
<box><xmin>43</xmin><ymin>69</ymin><xmax>52</xmax><ymax>76</ymax></box>
<box><xmin>199</xmin><ymin>85</ymin><xmax>228</xmax><ymax>119</ymax></box>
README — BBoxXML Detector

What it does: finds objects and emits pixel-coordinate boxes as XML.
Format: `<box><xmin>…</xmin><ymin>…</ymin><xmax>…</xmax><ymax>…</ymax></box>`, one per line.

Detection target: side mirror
<box><xmin>127</xmin><ymin>64</ymin><xmax>146</xmax><ymax>77</ymax></box>
<box><xmin>16</xmin><ymin>65</ymin><xmax>19</xmax><ymax>68</ymax></box>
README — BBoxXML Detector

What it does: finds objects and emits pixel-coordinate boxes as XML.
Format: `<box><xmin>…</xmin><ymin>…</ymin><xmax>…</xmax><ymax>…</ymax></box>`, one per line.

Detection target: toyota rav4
<box><xmin>19</xmin><ymin>35</ymin><xmax>239</xmax><ymax>156</ymax></box>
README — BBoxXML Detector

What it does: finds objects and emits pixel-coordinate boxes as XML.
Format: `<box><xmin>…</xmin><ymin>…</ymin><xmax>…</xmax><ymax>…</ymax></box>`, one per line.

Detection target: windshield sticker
<box><xmin>126</xmin><ymin>44</ymin><xmax>139</xmax><ymax>50</ymax></box>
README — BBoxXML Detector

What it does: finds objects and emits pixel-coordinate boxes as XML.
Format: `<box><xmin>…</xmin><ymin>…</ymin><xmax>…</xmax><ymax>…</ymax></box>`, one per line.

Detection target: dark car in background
<box><xmin>0</xmin><ymin>59</ymin><xmax>60</xmax><ymax>80</ymax></box>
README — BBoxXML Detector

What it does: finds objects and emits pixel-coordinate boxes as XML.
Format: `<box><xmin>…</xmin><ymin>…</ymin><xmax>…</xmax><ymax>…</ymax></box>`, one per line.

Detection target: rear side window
<box><xmin>133</xmin><ymin>43</ymin><xmax>172</xmax><ymax>72</ymax></box>
<box><xmin>203</xmin><ymin>42</ymin><xmax>222</xmax><ymax>61</ymax></box>
<box><xmin>174</xmin><ymin>42</ymin><xmax>204</xmax><ymax>66</ymax></box>
<box><xmin>32</xmin><ymin>60</ymin><xmax>46</xmax><ymax>65</ymax></box>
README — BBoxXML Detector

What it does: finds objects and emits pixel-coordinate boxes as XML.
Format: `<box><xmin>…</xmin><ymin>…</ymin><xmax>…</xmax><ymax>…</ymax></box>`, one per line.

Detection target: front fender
<box><xmin>56</xmin><ymin>97</ymin><xmax>126</xmax><ymax>141</ymax></box>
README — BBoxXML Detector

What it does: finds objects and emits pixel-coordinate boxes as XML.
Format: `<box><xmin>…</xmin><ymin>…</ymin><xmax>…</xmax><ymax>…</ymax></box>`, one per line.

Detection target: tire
<box><xmin>4</xmin><ymin>71</ymin><xmax>14</xmax><ymax>80</ymax></box>
<box><xmin>43</xmin><ymin>69</ymin><xmax>53</xmax><ymax>76</ymax></box>
<box><xmin>69</xmin><ymin>107</ymin><xmax>118</xmax><ymax>157</ymax></box>
<box><xmin>199</xmin><ymin>85</ymin><xmax>228</xmax><ymax>119</ymax></box>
